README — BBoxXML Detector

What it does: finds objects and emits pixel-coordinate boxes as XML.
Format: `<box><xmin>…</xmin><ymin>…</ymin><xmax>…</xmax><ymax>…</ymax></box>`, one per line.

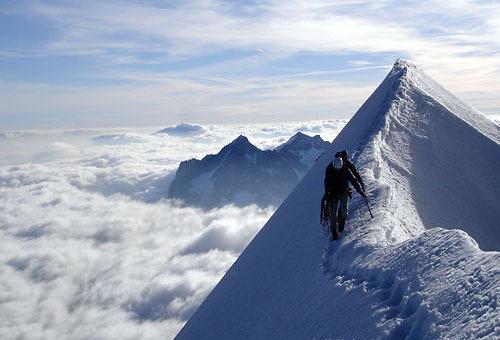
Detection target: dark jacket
<box><xmin>324</xmin><ymin>162</ymin><xmax>364</xmax><ymax>199</ymax></box>
<box><xmin>335</xmin><ymin>151</ymin><xmax>365</xmax><ymax>191</ymax></box>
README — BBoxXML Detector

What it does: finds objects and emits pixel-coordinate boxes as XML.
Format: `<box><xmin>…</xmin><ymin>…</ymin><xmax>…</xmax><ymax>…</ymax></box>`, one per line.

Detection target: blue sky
<box><xmin>1</xmin><ymin>0</ymin><xmax>499</xmax><ymax>128</ymax></box>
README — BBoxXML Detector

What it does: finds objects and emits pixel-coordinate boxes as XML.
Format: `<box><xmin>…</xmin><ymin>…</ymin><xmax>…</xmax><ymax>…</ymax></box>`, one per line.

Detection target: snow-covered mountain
<box><xmin>276</xmin><ymin>132</ymin><xmax>331</xmax><ymax>171</ymax></box>
<box><xmin>168</xmin><ymin>133</ymin><xmax>331</xmax><ymax>208</ymax></box>
<box><xmin>175</xmin><ymin>60</ymin><xmax>500</xmax><ymax>339</ymax></box>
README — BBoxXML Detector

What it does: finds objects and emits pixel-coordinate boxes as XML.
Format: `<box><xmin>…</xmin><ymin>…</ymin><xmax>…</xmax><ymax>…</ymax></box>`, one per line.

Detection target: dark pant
<box><xmin>329</xmin><ymin>192</ymin><xmax>349</xmax><ymax>231</ymax></box>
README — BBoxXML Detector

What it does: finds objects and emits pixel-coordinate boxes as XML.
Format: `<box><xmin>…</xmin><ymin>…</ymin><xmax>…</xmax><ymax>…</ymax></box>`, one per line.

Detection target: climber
<box><xmin>335</xmin><ymin>150</ymin><xmax>365</xmax><ymax>192</ymax></box>
<box><xmin>323</xmin><ymin>155</ymin><xmax>366</xmax><ymax>240</ymax></box>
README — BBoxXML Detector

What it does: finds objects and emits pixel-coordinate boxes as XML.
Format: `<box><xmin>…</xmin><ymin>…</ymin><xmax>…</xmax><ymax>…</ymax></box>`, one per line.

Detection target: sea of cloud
<box><xmin>0</xmin><ymin>119</ymin><xmax>346</xmax><ymax>339</ymax></box>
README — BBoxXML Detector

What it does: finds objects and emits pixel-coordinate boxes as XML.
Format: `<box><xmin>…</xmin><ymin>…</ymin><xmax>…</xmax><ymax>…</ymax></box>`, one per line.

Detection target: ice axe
<box><xmin>364</xmin><ymin>195</ymin><xmax>374</xmax><ymax>218</ymax></box>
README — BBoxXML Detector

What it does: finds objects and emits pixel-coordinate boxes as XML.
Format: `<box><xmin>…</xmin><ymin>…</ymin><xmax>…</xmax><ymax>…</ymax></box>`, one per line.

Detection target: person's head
<box><xmin>339</xmin><ymin>150</ymin><xmax>348</xmax><ymax>161</ymax></box>
<box><xmin>333</xmin><ymin>157</ymin><xmax>343</xmax><ymax>170</ymax></box>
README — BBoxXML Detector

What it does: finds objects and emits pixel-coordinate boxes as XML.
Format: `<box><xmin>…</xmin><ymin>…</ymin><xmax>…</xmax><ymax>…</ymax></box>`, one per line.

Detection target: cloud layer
<box><xmin>0</xmin><ymin>120</ymin><xmax>345</xmax><ymax>339</ymax></box>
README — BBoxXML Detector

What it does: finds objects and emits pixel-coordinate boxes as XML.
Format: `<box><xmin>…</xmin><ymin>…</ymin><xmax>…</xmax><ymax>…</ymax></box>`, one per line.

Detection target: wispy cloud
<box><xmin>0</xmin><ymin>0</ymin><xmax>499</xmax><ymax>126</ymax></box>
<box><xmin>18</xmin><ymin>0</ymin><xmax>498</xmax><ymax>60</ymax></box>
<box><xmin>0</xmin><ymin>75</ymin><xmax>376</xmax><ymax>127</ymax></box>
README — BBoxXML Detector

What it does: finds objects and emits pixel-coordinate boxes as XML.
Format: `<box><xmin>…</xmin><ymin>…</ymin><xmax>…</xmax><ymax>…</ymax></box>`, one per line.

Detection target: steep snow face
<box><xmin>350</xmin><ymin>59</ymin><xmax>500</xmax><ymax>249</ymax></box>
<box><xmin>175</xmin><ymin>60</ymin><xmax>499</xmax><ymax>339</ymax></box>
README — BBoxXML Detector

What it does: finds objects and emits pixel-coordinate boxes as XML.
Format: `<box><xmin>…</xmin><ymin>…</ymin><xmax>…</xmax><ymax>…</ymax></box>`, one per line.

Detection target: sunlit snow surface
<box><xmin>0</xmin><ymin>120</ymin><xmax>346</xmax><ymax>339</ymax></box>
<box><xmin>177</xmin><ymin>61</ymin><xmax>499</xmax><ymax>340</ymax></box>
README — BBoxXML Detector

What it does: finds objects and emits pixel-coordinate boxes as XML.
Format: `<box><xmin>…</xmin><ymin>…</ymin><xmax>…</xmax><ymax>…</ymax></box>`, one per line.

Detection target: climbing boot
<box><xmin>330</xmin><ymin>225</ymin><xmax>339</xmax><ymax>240</ymax></box>
<box><xmin>339</xmin><ymin>218</ymin><xmax>346</xmax><ymax>233</ymax></box>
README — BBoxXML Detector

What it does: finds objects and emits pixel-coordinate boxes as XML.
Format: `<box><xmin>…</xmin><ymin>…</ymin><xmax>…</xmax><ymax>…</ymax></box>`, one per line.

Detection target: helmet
<box><xmin>335</xmin><ymin>150</ymin><xmax>349</xmax><ymax>160</ymax></box>
<box><xmin>333</xmin><ymin>157</ymin><xmax>343</xmax><ymax>170</ymax></box>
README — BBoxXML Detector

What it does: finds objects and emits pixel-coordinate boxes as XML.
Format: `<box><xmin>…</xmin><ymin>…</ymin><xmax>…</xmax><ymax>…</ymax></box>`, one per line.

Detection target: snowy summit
<box><xmin>175</xmin><ymin>60</ymin><xmax>500</xmax><ymax>339</ymax></box>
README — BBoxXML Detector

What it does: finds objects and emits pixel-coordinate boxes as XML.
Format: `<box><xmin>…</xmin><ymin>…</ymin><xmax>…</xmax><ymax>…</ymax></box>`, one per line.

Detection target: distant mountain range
<box><xmin>168</xmin><ymin>132</ymin><xmax>331</xmax><ymax>208</ymax></box>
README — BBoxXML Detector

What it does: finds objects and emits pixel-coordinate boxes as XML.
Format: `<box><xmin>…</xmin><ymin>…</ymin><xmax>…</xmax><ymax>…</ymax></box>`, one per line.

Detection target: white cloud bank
<box><xmin>0</xmin><ymin>120</ymin><xmax>345</xmax><ymax>339</ymax></box>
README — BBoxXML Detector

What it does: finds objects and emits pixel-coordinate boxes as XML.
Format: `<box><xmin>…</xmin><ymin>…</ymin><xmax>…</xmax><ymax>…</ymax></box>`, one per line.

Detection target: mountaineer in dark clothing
<box><xmin>335</xmin><ymin>150</ymin><xmax>365</xmax><ymax>192</ymax></box>
<box><xmin>323</xmin><ymin>155</ymin><xmax>366</xmax><ymax>240</ymax></box>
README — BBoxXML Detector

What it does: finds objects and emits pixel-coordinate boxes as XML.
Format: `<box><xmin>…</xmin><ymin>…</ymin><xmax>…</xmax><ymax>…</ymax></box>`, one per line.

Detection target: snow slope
<box><xmin>175</xmin><ymin>60</ymin><xmax>500</xmax><ymax>339</ymax></box>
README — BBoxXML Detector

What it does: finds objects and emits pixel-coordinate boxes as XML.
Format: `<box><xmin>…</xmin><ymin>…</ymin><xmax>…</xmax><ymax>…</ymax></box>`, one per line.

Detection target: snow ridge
<box><xmin>175</xmin><ymin>60</ymin><xmax>499</xmax><ymax>340</ymax></box>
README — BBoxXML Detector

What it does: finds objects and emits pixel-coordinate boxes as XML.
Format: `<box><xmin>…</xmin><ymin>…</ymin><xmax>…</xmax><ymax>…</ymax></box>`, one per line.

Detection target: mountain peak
<box><xmin>293</xmin><ymin>131</ymin><xmax>307</xmax><ymax>137</ymax></box>
<box><xmin>218</xmin><ymin>135</ymin><xmax>259</xmax><ymax>157</ymax></box>
<box><xmin>383</xmin><ymin>59</ymin><xmax>498</xmax><ymax>143</ymax></box>
<box><xmin>393</xmin><ymin>58</ymin><xmax>416</xmax><ymax>70</ymax></box>
<box><xmin>274</xmin><ymin>133</ymin><xmax>330</xmax><ymax>169</ymax></box>
<box><xmin>386</xmin><ymin>58</ymin><xmax>419</xmax><ymax>83</ymax></box>
<box><xmin>232</xmin><ymin>135</ymin><xmax>250</xmax><ymax>145</ymax></box>
<box><xmin>290</xmin><ymin>131</ymin><xmax>324</xmax><ymax>142</ymax></box>
<box><xmin>227</xmin><ymin>134</ymin><xmax>255</xmax><ymax>149</ymax></box>
<box><xmin>286</xmin><ymin>131</ymin><xmax>308</xmax><ymax>143</ymax></box>
<box><xmin>275</xmin><ymin>132</ymin><xmax>308</xmax><ymax>152</ymax></box>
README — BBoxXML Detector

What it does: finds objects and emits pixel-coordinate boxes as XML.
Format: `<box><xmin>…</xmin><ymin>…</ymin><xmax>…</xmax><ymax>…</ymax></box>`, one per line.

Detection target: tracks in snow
<box><xmin>320</xmin><ymin>239</ymin><xmax>432</xmax><ymax>340</ymax></box>
<box><xmin>319</xmin><ymin>227</ymin><xmax>499</xmax><ymax>339</ymax></box>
